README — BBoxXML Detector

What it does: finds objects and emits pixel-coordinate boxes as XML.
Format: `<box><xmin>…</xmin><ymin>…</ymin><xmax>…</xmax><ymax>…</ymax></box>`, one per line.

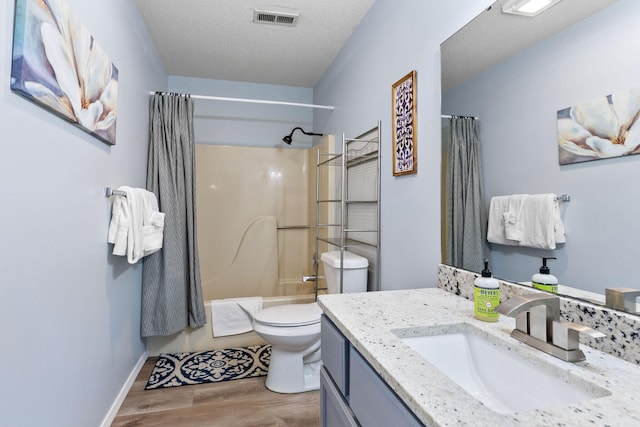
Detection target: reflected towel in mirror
<box><xmin>488</xmin><ymin>194</ymin><xmax>565</xmax><ymax>250</ymax></box>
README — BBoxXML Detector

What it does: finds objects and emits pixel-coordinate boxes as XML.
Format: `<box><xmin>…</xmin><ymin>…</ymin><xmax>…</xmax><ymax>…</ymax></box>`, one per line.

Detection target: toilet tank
<box><xmin>320</xmin><ymin>251</ymin><xmax>369</xmax><ymax>294</ymax></box>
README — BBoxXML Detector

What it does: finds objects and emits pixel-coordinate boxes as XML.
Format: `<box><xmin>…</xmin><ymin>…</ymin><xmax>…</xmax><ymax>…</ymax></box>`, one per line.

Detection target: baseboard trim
<box><xmin>100</xmin><ymin>351</ymin><xmax>148</xmax><ymax>427</ymax></box>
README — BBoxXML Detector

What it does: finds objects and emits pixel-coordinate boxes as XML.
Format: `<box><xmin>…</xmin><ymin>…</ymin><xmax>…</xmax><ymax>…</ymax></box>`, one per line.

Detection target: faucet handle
<box><xmin>605</xmin><ymin>287</ymin><xmax>640</xmax><ymax>314</ymax></box>
<box><xmin>552</xmin><ymin>321</ymin><xmax>606</xmax><ymax>351</ymax></box>
<box><xmin>496</xmin><ymin>294</ymin><xmax>560</xmax><ymax>342</ymax></box>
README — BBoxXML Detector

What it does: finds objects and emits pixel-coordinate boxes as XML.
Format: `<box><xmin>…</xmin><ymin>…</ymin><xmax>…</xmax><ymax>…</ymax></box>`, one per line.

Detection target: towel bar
<box><xmin>105</xmin><ymin>187</ymin><xmax>127</xmax><ymax>197</ymax></box>
<box><xmin>556</xmin><ymin>194</ymin><xmax>570</xmax><ymax>202</ymax></box>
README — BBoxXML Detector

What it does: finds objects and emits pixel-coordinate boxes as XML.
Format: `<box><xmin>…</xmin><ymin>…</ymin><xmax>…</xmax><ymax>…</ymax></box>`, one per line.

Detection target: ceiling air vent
<box><xmin>253</xmin><ymin>9</ymin><xmax>299</xmax><ymax>27</ymax></box>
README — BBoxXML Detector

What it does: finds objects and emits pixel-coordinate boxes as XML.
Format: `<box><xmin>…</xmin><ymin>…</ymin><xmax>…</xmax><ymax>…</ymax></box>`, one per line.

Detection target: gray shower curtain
<box><xmin>141</xmin><ymin>93</ymin><xmax>206</xmax><ymax>337</ymax></box>
<box><xmin>444</xmin><ymin>117</ymin><xmax>489</xmax><ymax>273</ymax></box>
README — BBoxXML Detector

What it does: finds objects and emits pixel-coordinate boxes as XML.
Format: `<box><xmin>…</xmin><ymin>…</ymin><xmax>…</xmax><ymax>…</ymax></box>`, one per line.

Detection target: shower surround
<box><xmin>195</xmin><ymin>144</ymin><xmax>316</xmax><ymax>299</ymax></box>
<box><xmin>147</xmin><ymin>142</ymin><xmax>334</xmax><ymax>355</ymax></box>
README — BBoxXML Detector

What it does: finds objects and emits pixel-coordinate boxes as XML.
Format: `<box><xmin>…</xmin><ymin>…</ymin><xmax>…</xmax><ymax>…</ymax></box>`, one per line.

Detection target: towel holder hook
<box><xmin>105</xmin><ymin>187</ymin><xmax>127</xmax><ymax>197</ymax></box>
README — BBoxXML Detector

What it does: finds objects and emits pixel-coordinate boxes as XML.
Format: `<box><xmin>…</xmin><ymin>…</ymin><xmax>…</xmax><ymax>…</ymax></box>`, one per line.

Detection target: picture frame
<box><xmin>557</xmin><ymin>86</ymin><xmax>640</xmax><ymax>165</ymax></box>
<box><xmin>10</xmin><ymin>0</ymin><xmax>118</xmax><ymax>145</ymax></box>
<box><xmin>391</xmin><ymin>70</ymin><xmax>417</xmax><ymax>176</ymax></box>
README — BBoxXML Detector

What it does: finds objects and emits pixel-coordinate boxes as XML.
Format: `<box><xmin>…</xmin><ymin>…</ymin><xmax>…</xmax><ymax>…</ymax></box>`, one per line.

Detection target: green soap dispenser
<box><xmin>532</xmin><ymin>257</ymin><xmax>558</xmax><ymax>293</ymax></box>
<box><xmin>474</xmin><ymin>259</ymin><xmax>500</xmax><ymax>322</ymax></box>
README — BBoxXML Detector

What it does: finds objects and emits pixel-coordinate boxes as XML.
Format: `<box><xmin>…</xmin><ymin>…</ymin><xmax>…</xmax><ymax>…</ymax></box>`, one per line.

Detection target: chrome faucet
<box><xmin>496</xmin><ymin>293</ymin><xmax>605</xmax><ymax>362</ymax></box>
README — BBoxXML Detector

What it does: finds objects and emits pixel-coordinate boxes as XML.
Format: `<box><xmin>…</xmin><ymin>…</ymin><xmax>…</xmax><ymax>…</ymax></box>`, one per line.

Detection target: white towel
<box><xmin>487</xmin><ymin>194</ymin><xmax>566</xmax><ymax>250</ymax></box>
<box><xmin>107</xmin><ymin>186</ymin><xmax>165</xmax><ymax>264</ymax></box>
<box><xmin>141</xmin><ymin>188</ymin><xmax>165</xmax><ymax>255</ymax></box>
<box><xmin>487</xmin><ymin>196</ymin><xmax>520</xmax><ymax>246</ymax></box>
<box><xmin>518</xmin><ymin>194</ymin><xmax>564</xmax><ymax>250</ymax></box>
<box><xmin>211</xmin><ymin>297</ymin><xmax>264</xmax><ymax>337</ymax></box>
<box><xmin>503</xmin><ymin>194</ymin><xmax>527</xmax><ymax>241</ymax></box>
<box><xmin>553</xmin><ymin>201</ymin><xmax>566</xmax><ymax>245</ymax></box>
<box><xmin>108</xmin><ymin>194</ymin><xmax>129</xmax><ymax>256</ymax></box>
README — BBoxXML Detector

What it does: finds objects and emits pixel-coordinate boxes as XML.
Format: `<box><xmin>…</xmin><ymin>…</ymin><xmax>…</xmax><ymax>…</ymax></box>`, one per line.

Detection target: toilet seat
<box><xmin>254</xmin><ymin>302</ymin><xmax>322</xmax><ymax>327</ymax></box>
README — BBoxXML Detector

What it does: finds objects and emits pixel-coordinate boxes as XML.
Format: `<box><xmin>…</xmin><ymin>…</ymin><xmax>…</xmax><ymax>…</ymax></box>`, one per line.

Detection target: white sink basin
<box><xmin>395</xmin><ymin>324</ymin><xmax>609</xmax><ymax>414</ymax></box>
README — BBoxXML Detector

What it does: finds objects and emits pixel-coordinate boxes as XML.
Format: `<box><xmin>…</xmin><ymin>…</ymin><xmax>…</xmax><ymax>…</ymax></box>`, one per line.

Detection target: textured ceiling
<box><xmin>133</xmin><ymin>0</ymin><xmax>375</xmax><ymax>88</ymax></box>
<box><xmin>441</xmin><ymin>0</ymin><xmax>618</xmax><ymax>93</ymax></box>
<box><xmin>134</xmin><ymin>0</ymin><xmax>617</xmax><ymax>91</ymax></box>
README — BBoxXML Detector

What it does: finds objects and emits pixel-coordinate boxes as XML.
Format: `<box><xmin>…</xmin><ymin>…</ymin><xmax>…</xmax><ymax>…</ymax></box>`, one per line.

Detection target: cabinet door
<box><xmin>321</xmin><ymin>315</ymin><xmax>349</xmax><ymax>395</ymax></box>
<box><xmin>320</xmin><ymin>367</ymin><xmax>358</xmax><ymax>427</ymax></box>
<box><xmin>349</xmin><ymin>349</ymin><xmax>423</xmax><ymax>427</ymax></box>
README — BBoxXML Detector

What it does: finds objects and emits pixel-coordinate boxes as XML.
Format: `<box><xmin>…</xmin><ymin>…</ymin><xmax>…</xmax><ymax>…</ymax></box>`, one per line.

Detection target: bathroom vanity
<box><xmin>320</xmin><ymin>315</ymin><xmax>422</xmax><ymax>426</ymax></box>
<box><xmin>317</xmin><ymin>288</ymin><xmax>640</xmax><ymax>426</ymax></box>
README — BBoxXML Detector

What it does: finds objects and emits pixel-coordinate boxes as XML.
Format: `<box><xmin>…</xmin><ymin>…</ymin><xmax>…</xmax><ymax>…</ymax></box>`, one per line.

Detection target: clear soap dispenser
<box><xmin>474</xmin><ymin>259</ymin><xmax>500</xmax><ymax>322</ymax></box>
<box><xmin>532</xmin><ymin>257</ymin><xmax>558</xmax><ymax>293</ymax></box>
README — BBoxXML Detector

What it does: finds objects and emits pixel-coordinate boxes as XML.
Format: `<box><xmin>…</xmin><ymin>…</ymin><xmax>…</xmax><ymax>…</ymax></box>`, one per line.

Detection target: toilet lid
<box><xmin>254</xmin><ymin>303</ymin><xmax>322</xmax><ymax>326</ymax></box>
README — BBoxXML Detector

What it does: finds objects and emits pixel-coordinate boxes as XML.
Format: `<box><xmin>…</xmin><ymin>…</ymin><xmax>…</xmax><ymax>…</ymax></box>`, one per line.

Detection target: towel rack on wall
<box><xmin>105</xmin><ymin>187</ymin><xmax>127</xmax><ymax>197</ymax></box>
<box><xmin>556</xmin><ymin>194</ymin><xmax>571</xmax><ymax>203</ymax></box>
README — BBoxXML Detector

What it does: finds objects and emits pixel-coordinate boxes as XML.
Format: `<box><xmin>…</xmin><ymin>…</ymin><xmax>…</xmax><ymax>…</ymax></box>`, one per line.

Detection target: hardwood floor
<box><xmin>111</xmin><ymin>357</ymin><xmax>320</xmax><ymax>427</ymax></box>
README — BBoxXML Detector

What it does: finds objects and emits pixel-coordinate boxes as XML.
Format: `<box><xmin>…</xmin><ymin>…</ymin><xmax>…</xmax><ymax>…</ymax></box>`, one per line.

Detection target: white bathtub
<box><xmin>146</xmin><ymin>293</ymin><xmax>317</xmax><ymax>356</ymax></box>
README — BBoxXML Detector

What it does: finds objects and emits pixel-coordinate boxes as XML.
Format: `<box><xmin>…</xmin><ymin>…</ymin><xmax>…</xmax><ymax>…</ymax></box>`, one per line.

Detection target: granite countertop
<box><xmin>317</xmin><ymin>288</ymin><xmax>640</xmax><ymax>427</ymax></box>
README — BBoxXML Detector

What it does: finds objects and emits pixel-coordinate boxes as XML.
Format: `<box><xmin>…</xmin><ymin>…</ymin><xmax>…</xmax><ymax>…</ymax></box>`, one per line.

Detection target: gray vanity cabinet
<box><xmin>320</xmin><ymin>368</ymin><xmax>358</xmax><ymax>427</ymax></box>
<box><xmin>321</xmin><ymin>315</ymin><xmax>423</xmax><ymax>427</ymax></box>
<box><xmin>321</xmin><ymin>314</ymin><xmax>349</xmax><ymax>394</ymax></box>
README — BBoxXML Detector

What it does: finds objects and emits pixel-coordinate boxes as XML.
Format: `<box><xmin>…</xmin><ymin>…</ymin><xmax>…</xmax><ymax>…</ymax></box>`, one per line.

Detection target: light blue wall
<box><xmin>9</xmin><ymin>0</ymin><xmax>617</xmax><ymax>423</ymax></box>
<box><xmin>442</xmin><ymin>0</ymin><xmax>640</xmax><ymax>294</ymax></box>
<box><xmin>313</xmin><ymin>0</ymin><xmax>492</xmax><ymax>290</ymax></box>
<box><xmin>0</xmin><ymin>1</ymin><xmax>167</xmax><ymax>426</ymax></box>
<box><xmin>169</xmin><ymin>76</ymin><xmax>316</xmax><ymax>148</ymax></box>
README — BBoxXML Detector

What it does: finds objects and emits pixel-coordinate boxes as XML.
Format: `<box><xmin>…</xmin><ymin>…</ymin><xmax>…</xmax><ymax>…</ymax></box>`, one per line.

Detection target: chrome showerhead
<box><xmin>283</xmin><ymin>127</ymin><xmax>323</xmax><ymax>145</ymax></box>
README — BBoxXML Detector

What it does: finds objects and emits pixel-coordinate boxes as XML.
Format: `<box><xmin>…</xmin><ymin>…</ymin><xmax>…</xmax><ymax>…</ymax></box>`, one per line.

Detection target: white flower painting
<box><xmin>557</xmin><ymin>87</ymin><xmax>640</xmax><ymax>165</ymax></box>
<box><xmin>11</xmin><ymin>0</ymin><xmax>118</xmax><ymax>145</ymax></box>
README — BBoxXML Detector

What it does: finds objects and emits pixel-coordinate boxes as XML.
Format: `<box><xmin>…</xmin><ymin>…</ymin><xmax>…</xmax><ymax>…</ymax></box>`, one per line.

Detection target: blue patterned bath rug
<box><xmin>145</xmin><ymin>344</ymin><xmax>271</xmax><ymax>389</ymax></box>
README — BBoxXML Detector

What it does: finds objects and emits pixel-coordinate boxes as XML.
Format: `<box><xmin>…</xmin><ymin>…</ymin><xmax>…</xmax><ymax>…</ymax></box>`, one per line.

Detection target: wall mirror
<box><xmin>440</xmin><ymin>0</ymin><xmax>640</xmax><ymax>314</ymax></box>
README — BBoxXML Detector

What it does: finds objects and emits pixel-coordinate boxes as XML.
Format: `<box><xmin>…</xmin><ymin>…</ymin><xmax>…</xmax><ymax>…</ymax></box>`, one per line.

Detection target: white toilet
<box><xmin>320</xmin><ymin>250</ymin><xmax>370</xmax><ymax>294</ymax></box>
<box><xmin>253</xmin><ymin>250</ymin><xmax>368</xmax><ymax>393</ymax></box>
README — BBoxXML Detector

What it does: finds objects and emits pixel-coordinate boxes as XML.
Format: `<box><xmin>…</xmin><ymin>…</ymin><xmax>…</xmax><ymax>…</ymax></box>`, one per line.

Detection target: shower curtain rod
<box><xmin>441</xmin><ymin>114</ymin><xmax>478</xmax><ymax>119</ymax></box>
<box><xmin>148</xmin><ymin>91</ymin><xmax>335</xmax><ymax>110</ymax></box>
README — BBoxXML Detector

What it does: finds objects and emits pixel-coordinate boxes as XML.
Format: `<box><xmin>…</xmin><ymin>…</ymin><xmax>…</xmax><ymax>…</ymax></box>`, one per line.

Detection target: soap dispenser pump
<box><xmin>474</xmin><ymin>259</ymin><xmax>500</xmax><ymax>322</ymax></box>
<box><xmin>532</xmin><ymin>257</ymin><xmax>558</xmax><ymax>293</ymax></box>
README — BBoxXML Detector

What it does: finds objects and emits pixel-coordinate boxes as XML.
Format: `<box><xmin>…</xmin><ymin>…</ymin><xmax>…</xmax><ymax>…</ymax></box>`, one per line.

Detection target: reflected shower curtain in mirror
<box><xmin>141</xmin><ymin>94</ymin><xmax>206</xmax><ymax>336</ymax></box>
<box><xmin>444</xmin><ymin>117</ymin><xmax>489</xmax><ymax>272</ymax></box>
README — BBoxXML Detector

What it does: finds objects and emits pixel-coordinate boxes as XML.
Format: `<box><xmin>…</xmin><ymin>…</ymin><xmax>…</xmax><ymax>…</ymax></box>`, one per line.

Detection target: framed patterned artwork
<box><xmin>10</xmin><ymin>0</ymin><xmax>118</xmax><ymax>145</ymax></box>
<box><xmin>392</xmin><ymin>70</ymin><xmax>417</xmax><ymax>176</ymax></box>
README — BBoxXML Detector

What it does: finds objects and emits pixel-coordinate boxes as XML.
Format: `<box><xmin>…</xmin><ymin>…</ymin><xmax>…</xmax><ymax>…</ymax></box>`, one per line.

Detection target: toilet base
<box><xmin>265</xmin><ymin>346</ymin><xmax>321</xmax><ymax>393</ymax></box>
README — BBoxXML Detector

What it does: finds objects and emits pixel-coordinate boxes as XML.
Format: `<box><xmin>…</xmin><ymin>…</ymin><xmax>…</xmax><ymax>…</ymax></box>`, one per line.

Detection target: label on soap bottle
<box><xmin>474</xmin><ymin>286</ymin><xmax>500</xmax><ymax>322</ymax></box>
<box><xmin>532</xmin><ymin>282</ymin><xmax>558</xmax><ymax>293</ymax></box>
